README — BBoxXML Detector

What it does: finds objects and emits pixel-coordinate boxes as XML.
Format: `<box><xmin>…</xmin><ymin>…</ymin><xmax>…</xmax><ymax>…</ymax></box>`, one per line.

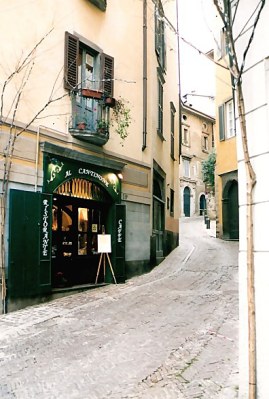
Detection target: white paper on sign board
<box><xmin>97</xmin><ymin>234</ymin><xmax>112</xmax><ymax>253</ymax></box>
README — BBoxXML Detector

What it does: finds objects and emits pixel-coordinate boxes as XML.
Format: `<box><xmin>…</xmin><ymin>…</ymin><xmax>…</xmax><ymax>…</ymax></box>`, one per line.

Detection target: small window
<box><xmin>183</xmin><ymin>158</ymin><xmax>190</xmax><ymax>178</ymax></box>
<box><xmin>218</xmin><ymin>98</ymin><xmax>235</xmax><ymax>140</ymax></box>
<box><xmin>202</xmin><ymin>122</ymin><xmax>207</xmax><ymax>132</ymax></box>
<box><xmin>157</xmin><ymin>69</ymin><xmax>165</xmax><ymax>138</ymax></box>
<box><xmin>170</xmin><ymin>189</ymin><xmax>174</xmax><ymax>216</ymax></box>
<box><xmin>170</xmin><ymin>102</ymin><xmax>176</xmax><ymax>159</ymax></box>
<box><xmin>202</xmin><ymin>135</ymin><xmax>209</xmax><ymax>151</ymax></box>
<box><xmin>155</xmin><ymin>3</ymin><xmax>166</xmax><ymax>70</ymax></box>
<box><xmin>182</xmin><ymin>127</ymin><xmax>190</xmax><ymax>146</ymax></box>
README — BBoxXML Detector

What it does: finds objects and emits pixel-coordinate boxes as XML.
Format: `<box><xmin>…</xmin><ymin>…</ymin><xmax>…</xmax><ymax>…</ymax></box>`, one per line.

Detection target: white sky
<box><xmin>178</xmin><ymin>0</ymin><xmax>216</xmax><ymax>116</ymax></box>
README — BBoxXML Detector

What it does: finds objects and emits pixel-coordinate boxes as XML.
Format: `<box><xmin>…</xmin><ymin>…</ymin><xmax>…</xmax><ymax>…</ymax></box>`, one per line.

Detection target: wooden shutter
<box><xmin>218</xmin><ymin>104</ymin><xmax>225</xmax><ymax>141</ymax></box>
<box><xmin>64</xmin><ymin>32</ymin><xmax>79</xmax><ymax>90</ymax></box>
<box><xmin>8</xmin><ymin>190</ymin><xmax>52</xmax><ymax>298</ymax></box>
<box><xmin>101</xmin><ymin>53</ymin><xmax>114</xmax><ymax>96</ymax></box>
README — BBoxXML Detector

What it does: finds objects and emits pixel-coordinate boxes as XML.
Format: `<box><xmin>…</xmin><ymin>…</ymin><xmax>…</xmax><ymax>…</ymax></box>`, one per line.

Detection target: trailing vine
<box><xmin>111</xmin><ymin>97</ymin><xmax>131</xmax><ymax>145</ymax></box>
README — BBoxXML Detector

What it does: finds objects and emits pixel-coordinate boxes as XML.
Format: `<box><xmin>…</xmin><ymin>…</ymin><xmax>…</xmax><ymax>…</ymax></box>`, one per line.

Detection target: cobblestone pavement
<box><xmin>0</xmin><ymin>217</ymin><xmax>239</xmax><ymax>399</ymax></box>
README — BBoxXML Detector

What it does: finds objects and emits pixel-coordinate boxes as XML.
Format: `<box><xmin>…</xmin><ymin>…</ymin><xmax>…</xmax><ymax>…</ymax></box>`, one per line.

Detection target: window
<box><xmin>183</xmin><ymin>158</ymin><xmax>190</xmax><ymax>178</ymax></box>
<box><xmin>170</xmin><ymin>189</ymin><xmax>174</xmax><ymax>216</ymax></box>
<box><xmin>202</xmin><ymin>135</ymin><xmax>209</xmax><ymax>151</ymax></box>
<box><xmin>170</xmin><ymin>102</ymin><xmax>176</xmax><ymax>159</ymax></box>
<box><xmin>217</xmin><ymin>28</ymin><xmax>228</xmax><ymax>59</ymax></box>
<box><xmin>157</xmin><ymin>69</ymin><xmax>165</xmax><ymax>138</ymax></box>
<box><xmin>182</xmin><ymin>127</ymin><xmax>190</xmax><ymax>146</ymax></box>
<box><xmin>155</xmin><ymin>2</ymin><xmax>166</xmax><ymax>70</ymax></box>
<box><xmin>218</xmin><ymin>98</ymin><xmax>235</xmax><ymax>141</ymax></box>
<box><xmin>64</xmin><ymin>32</ymin><xmax>114</xmax><ymax>132</ymax></box>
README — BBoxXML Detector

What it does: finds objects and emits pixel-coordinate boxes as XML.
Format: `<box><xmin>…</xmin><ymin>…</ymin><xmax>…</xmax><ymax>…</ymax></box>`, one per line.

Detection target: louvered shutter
<box><xmin>101</xmin><ymin>53</ymin><xmax>114</xmax><ymax>96</ymax></box>
<box><xmin>218</xmin><ymin>104</ymin><xmax>225</xmax><ymax>141</ymax></box>
<box><xmin>64</xmin><ymin>32</ymin><xmax>79</xmax><ymax>90</ymax></box>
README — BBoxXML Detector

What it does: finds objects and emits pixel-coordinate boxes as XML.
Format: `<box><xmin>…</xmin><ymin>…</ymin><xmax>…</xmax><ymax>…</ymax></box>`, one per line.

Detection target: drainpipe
<box><xmin>34</xmin><ymin>126</ymin><xmax>41</xmax><ymax>192</ymax></box>
<box><xmin>176</xmin><ymin>0</ymin><xmax>182</xmax><ymax>159</ymax></box>
<box><xmin>142</xmin><ymin>0</ymin><xmax>147</xmax><ymax>151</ymax></box>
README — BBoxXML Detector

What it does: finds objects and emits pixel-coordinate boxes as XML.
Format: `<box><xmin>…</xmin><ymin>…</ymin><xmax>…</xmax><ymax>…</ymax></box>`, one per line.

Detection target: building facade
<box><xmin>180</xmin><ymin>105</ymin><xmax>215</xmax><ymax>218</ymax></box>
<box><xmin>235</xmin><ymin>2</ymin><xmax>269</xmax><ymax>397</ymax></box>
<box><xmin>214</xmin><ymin>39</ymin><xmax>238</xmax><ymax>240</ymax></box>
<box><xmin>0</xmin><ymin>0</ymin><xmax>180</xmax><ymax>312</ymax></box>
<box><xmin>215</xmin><ymin>1</ymin><xmax>269</xmax><ymax>397</ymax></box>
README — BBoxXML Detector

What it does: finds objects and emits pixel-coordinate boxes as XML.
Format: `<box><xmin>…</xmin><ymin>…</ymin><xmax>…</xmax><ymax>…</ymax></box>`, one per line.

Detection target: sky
<box><xmin>178</xmin><ymin>0</ymin><xmax>216</xmax><ymax>116</ymax></box>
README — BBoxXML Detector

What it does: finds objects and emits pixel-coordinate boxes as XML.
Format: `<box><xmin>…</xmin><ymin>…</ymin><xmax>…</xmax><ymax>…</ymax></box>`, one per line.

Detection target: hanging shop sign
<box><xmin>43</xmin><ymin>154</ymin><xmax>121</xmax><ymax>201</ymax></box>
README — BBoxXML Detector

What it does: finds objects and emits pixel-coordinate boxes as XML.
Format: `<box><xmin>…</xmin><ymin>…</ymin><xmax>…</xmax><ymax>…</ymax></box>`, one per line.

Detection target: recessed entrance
<box><xmin>183</xmin><ymin>186</ymin><xmax>191</xmax><ymax>217</ymax></box>
<box><xmin>51</xmin><ymin>179</ymin><xmax>112</xmax><ymax>288</ymax></box>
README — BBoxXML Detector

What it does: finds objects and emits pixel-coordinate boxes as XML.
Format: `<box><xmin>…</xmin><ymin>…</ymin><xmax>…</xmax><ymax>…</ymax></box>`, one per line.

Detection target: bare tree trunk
<box><xmin>236</xmin><ymin>82</ymin><xmax>256</xmax><ymax>398</ymax></box>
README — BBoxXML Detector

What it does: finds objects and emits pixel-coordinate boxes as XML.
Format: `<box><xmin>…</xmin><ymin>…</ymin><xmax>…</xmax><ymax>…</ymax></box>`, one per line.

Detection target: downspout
<box><xmin>176</xmin><ymin>0</ymin><xmax>182</xmax><ymax>159</ymax></box>
<box><xmin>35</xmin><ymin>126</ymin><xmax>41</xmax><ymax>192</ymax></box>
<box><xmin>142</xmin><ymin>0</ymin><xmax>147</xmax><ymax>151</ymax></box>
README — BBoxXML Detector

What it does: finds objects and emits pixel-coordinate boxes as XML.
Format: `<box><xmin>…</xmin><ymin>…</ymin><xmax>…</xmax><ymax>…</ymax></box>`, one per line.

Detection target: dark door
<box><xmin>183</xmin><ymin>186</ymin><xmax>191</xmax><ymax>217</ymax></box>
<box><xmin>199</xmin><ymin>194</ymin><xmax>206</xmax><ymax>215</ymax></box>
<box><xmin>153</xmin><ymin>198</ymin><xmax>164</xmax><ymax>257</ymax></box>
<box><xmin>8</xmin><ymin>190</ymin><xmax>52</xmax><ymax>298</ymax></box>
<box><xmin>228</xmin><ymin>181</ymin><xmax>239</xmax><ymax>239</ymax></box>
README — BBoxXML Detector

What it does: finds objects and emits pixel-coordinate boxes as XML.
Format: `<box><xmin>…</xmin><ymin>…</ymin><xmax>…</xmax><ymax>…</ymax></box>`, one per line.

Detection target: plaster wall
<box><xmin>233</xmin><ymin>2</ymin><xmax>269</xmax><ymax>396</ymax></box>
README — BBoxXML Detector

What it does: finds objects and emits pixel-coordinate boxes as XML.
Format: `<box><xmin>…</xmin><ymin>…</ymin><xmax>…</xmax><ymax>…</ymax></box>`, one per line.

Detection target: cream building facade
<box><xmin>0</xmin><ymin>0</ymin><xmax>180</xmax><ymax>312</ymax></box>
<box><xmin>180</xmin><ymin>104</ymin><xmax>215</xmax><ymax>218</ymax></box>
<box><xmin>215</xmin><ymin>1</ymin><xmax>269</xmax><ymax>397</ymax></box>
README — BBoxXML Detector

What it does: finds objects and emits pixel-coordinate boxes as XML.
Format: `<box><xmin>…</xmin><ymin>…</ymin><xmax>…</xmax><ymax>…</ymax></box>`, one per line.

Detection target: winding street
<box><xmin>0</xmin><ymin>216</ymin><xmax>239</xmax><ymax>399</ymax></box>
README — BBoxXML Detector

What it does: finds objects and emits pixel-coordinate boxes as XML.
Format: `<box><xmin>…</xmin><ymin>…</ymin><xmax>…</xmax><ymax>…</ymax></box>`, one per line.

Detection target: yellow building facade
<box><xmin>0</xmin><ymin>0</ymin><xmax>180</xmax><ymax>312</ymax></box>
<box><xmin>215</xmin><ymin>48</ymin><xmax>238</xmax><ymax>239</ymax></box>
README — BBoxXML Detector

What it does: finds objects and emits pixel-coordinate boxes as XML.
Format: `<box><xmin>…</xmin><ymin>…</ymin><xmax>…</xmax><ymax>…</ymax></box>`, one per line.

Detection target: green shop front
<box><xmin>8</xmin><ymin>144</ymin><xmax>126</xmax><ymax>306</ymax></box>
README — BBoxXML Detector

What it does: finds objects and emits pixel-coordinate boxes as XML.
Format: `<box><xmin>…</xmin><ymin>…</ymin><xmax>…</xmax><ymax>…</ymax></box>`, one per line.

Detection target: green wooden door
<box><xmin>106</xmin><ymin>204</ymin><xmax>126</xmax><ymax>283</ymax></box>
<box><xmin>8</xmin><ymin>190</ymin><xmax>52</xmax><ymax>298</ymax></box>
<box><xmin>183</xmin><ymin>186</ymin><xmax>191</xmax><ymax>217</ymax></box>
<box><xmin>228</xmin><ymin>181</ymin><xmax>239</xmax><ymax>239</ymax></box>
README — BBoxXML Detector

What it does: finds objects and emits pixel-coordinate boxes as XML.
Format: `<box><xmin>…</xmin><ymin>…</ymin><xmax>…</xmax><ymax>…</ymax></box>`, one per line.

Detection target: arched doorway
<box><xmin>223</xmin><ymin>180</ymin><xmax>239</xmax><ymax>239</ymax></box>
<box><xmin>183</xmin><ymin>186</ymin><xmax>191</xmax><ymax>217</ymax></box>
<box><xmin>51</xmin><ymin>178</ymin><xmax>112</xmax><ymax>287</ymax></box>
<box><xmin>199</xmin><ymin>194</ymin><xmax>206</xmax><ymax>216</ymax></box>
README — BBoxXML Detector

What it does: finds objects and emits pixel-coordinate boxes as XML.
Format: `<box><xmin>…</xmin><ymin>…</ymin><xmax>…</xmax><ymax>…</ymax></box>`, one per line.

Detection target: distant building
<box><xmin>180</xmin><ymin>104</ymin><xmax>215</xmax><ymax>218</ymax></box>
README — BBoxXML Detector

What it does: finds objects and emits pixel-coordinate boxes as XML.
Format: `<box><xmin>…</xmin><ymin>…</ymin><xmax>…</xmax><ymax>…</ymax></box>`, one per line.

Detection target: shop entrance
<box><xmin>51</xmin><ymin>179</ymin><xmax>112</xmax><ymax>288</ymax></box>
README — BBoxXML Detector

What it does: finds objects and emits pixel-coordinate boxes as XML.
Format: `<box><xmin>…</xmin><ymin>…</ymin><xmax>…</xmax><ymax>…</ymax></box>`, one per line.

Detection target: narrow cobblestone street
<box><xmin>0</xmin><ymin>217</ymin><xmax>238</xmax><ymax>399</ymax></box>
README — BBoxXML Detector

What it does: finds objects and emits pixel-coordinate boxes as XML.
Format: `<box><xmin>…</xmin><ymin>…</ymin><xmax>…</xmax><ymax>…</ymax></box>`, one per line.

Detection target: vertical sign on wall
<box><xmin>115</xmin><ymin>204</ymin><xmax>126</xmax><ymax>282</ymax></box>
<box><xmin>41</xmin><ymin>194</ymin><xmax>52</xmax><ymax>261</ymax></box>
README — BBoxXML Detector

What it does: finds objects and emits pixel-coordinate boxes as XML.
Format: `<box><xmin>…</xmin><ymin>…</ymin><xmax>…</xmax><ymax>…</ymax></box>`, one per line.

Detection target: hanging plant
<box><xmin>111</xmin><ymin>97</ymin><xmax>131</xmax><ymax>145</ymax></box>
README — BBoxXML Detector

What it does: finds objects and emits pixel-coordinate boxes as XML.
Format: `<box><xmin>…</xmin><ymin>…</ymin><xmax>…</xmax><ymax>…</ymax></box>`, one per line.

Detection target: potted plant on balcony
<box><xmin>77</xmin><ymin>120</ymin><xmax>87</xmax><ymax>130</ymax></box>
<box><xmin>96</xmin><ymin>119</ymin><xmax>109</xmax><ymax>134</ymax></box>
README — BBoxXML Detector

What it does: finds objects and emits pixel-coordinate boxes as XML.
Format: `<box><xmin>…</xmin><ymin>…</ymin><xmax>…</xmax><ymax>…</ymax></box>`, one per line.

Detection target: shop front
<box><xmin>8</xmin><ymin>144</ymin><xmax>126</xmax><ymax>305</ymax></box>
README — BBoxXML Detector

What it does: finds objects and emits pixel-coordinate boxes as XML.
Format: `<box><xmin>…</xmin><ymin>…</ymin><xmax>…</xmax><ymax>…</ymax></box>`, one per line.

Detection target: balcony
<box><xmin>69</xmin><ymin>93</ymin><xmax>111</xmax><ymax>146</ymax></box>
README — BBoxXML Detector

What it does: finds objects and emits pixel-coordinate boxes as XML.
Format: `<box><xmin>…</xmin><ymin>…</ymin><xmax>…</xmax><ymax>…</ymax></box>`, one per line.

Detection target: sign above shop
<box><xmin>43</xmin><ymin>155</ymin><xmax>121</xmax><ymax>202</ymax></box>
